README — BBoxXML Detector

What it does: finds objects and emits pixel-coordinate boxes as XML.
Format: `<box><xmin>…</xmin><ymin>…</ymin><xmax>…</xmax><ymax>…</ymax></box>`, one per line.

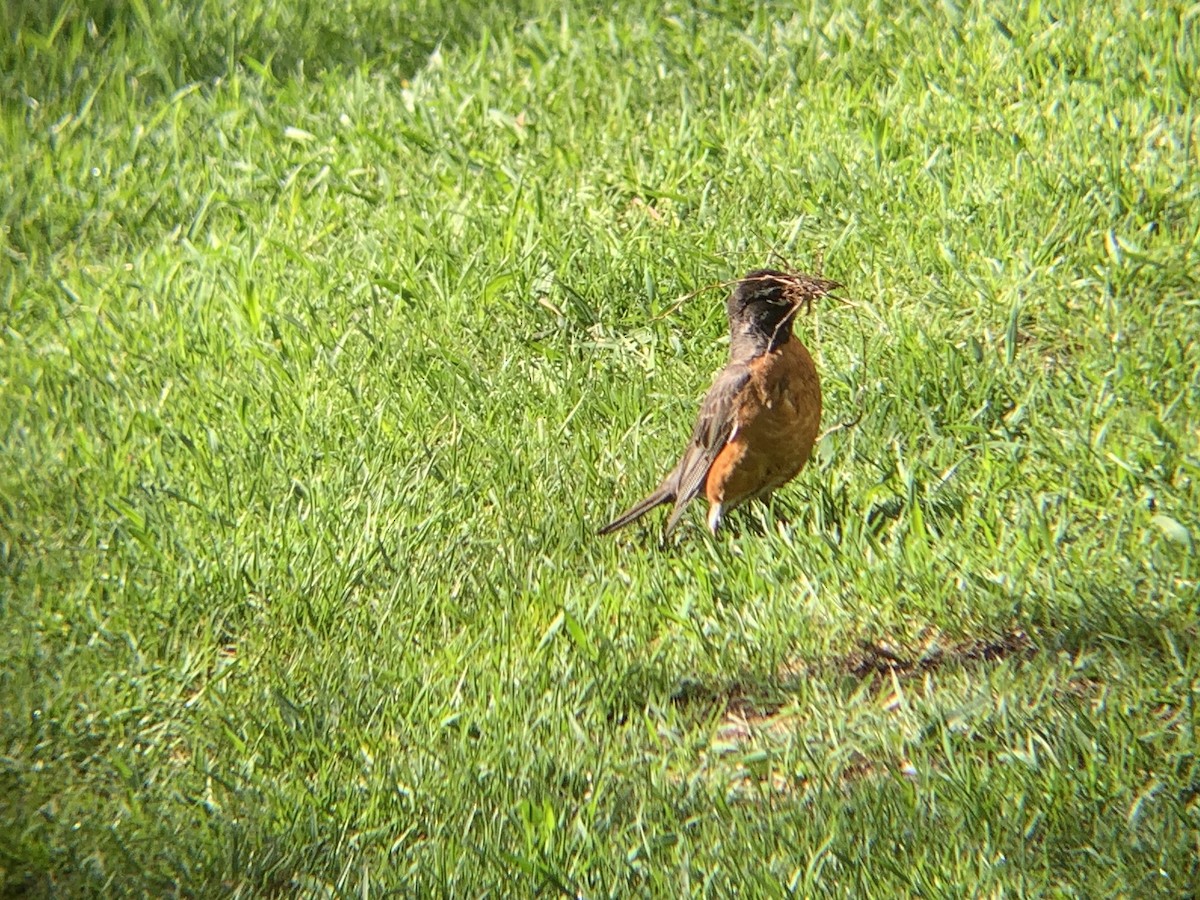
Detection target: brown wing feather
<box><xmin>661</xmin><ymin>364</ymin><xmax>750</xmax><ymax>535</ymax></box>
<box><xmin>598</xmin><ymin>364</ymin><xmax>749</xmax><ymax>536</ymax></box>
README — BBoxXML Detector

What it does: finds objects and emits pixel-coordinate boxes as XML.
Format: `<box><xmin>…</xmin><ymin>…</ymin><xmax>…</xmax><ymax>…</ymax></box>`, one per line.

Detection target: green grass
<box><xmin>2</xmin><ymin>0</ymin><xmax>1198</xmax><ymax>894</ymax></box>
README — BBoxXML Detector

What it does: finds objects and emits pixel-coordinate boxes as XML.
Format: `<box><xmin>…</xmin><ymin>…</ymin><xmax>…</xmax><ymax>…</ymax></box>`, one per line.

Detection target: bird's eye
<box><xmin>747</xmin><ymin>286</ymin><xmax>783</xmax><ymax>303</ymax></box>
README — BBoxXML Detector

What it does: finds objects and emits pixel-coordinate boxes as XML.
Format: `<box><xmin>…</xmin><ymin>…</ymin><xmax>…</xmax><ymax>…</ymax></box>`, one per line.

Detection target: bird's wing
<box><xmin>662</xmin><ymin>363</ymin><xmax>750</xmax><ymax>534</ymax></box>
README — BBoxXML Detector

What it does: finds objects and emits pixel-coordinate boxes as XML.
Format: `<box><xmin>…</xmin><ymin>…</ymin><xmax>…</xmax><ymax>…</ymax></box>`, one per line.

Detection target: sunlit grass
<box><xmin>2</xmin><ymin>0</ymin><xmax>1198</xmax><ymax>894</ymax></box>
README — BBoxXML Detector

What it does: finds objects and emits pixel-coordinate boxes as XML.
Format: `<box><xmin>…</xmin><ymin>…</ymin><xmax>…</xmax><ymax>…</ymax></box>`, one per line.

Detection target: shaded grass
<box><xmin>2</xmin><ymin>0</ymin><xmax>1199</xmax><ymax>895</ymax></box>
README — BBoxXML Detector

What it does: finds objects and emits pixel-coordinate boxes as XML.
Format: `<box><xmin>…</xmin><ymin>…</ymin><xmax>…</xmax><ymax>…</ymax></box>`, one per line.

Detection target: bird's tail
<box><xmin>663</xmin><ymin>494</ymin><xmax>701</xmax><ymax>537</ymax></box>
<box><xmin>597</xmin><ymin>486</ymin><xmax>674</xmax><ymax>535</ymax></box>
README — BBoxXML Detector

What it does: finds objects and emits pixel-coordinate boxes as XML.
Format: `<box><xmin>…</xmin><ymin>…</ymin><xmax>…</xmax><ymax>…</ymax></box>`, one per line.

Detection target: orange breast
<box><xmin>705</xmin><ymin>338</ymin><xmax>821</xmax><ymax>509</ymax></box>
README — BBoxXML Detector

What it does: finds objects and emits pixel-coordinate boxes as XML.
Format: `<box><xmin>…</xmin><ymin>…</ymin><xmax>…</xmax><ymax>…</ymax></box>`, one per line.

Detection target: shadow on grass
<box><xmin>3</xmin><ymin>0</ymin><xmax>542</xmax><ymax>101</ymax></box>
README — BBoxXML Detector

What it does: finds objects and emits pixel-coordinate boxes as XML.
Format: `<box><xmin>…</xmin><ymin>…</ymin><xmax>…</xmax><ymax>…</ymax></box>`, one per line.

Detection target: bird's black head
<box><xmin>726</xmin><ymin>269</ymin><xmax>802</xmax><ymax>351</ymax></box>
<box><xmin>725</xmin><ymin>268</ymin><xmax>840</xmax><ymax>354</ymax></box>
<box><xmin>727</xmin><ymin>269</ymin><xmax>792</xmax><ymax>318</ymax></box>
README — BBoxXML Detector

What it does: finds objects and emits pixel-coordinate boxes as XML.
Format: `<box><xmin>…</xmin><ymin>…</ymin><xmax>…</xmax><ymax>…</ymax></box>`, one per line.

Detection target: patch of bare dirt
<box><xmin>667</xmin><ymin>628</ymin><xmax>1036</xmax><ymax>796</ymax></box>
<box><xmin>667</xmin><ymin>628</ymin><xmax>1041</xmax><ymax>801</ymax></box>
<box><xmin>671</xmin><ymin>629</ymin><xmax>1035</xmax><ymax>726</ymax></box>
<box><xmin>838</xmin><ymin>628</ymin><xmax>1034</xmax><ymax>682</ymax></box>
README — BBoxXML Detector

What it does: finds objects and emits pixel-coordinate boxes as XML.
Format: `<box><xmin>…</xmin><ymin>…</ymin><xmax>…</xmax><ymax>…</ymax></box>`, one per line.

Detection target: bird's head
<box><xmin>727</xmin><ymin>269</ymin><xmax>840</xmax><ymax>349</ymax></box>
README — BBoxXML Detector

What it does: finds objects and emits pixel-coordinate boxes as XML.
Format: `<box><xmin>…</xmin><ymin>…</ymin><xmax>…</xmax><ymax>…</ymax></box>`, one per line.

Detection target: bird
<box><xmin>598</xmin><ymin>268</ymin><xmax>839</xmax><ymax>537</ymax></box>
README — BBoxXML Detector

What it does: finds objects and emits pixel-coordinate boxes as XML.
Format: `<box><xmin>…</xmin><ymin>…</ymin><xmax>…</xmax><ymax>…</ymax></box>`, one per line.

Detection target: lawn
<box><xmin>2</xmin><ymin>0</ymin><xmax>1198</xmax><ymax>894</ymax></box>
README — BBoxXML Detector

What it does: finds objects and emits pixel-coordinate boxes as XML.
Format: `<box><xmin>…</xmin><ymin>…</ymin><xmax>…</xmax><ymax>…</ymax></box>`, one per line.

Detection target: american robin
<box><xmin>598</xmin><ymin>268</ymin><xmax>839</xmax><ymax>537</ymax></box>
